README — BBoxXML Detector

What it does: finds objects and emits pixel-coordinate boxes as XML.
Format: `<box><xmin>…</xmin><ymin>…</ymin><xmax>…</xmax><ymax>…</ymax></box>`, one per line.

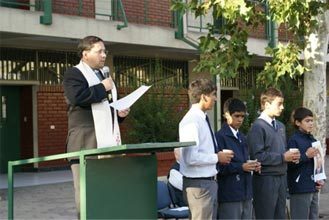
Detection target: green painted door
<box><xmin>0</xmin><ymin>86</ymin><xmax>21</xmax><ymax>173</ymax></box>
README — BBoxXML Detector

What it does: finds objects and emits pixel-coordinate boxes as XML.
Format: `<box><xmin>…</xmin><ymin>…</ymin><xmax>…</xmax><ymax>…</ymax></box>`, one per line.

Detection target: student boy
<box><xmin>179</xmin><ymin>78</ymin><xmax>234</xmax><ymax>220</ymax></box>
<box><xmin>287</xmin><ymin>107</ymin><xmax>324</xmax><ymax>219</ymax></box>
<box><xmin>216</xmin><ymin>98</ymin><xmax>261</xmax><ymax>219</ymax></box>
<box><xmin>247</xmin><ymin>87</ymin><xmax>300</xmax><ymax>219</ymax></box>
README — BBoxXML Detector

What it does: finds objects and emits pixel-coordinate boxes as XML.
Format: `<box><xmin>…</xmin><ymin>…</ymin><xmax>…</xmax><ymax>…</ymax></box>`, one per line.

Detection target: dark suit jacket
<box><xmin>215</xmin><ymin>123</ymin><xmax>252</xmax><ymax>202</ymax></box>
<box><xmin>63</xmin><ymin>66</ymin><xmax>123</xmax><ymax>154</ymax></box>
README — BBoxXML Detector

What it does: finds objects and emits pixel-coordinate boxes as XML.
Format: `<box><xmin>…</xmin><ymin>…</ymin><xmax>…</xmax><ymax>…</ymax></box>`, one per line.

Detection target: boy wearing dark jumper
<box><xmin>215</xmin><ymin>98</ymin><xmax>261</xmax><ymax>219</ymax></box>
<box><xmin>247</xmin><ymin>87</ymin><xmax>300</xmax><ymax>219</ymax></box>
<box><xmin>287</xmin><ymin>107</ymin><xmax>325</xmax><ymax>219</ymax></box>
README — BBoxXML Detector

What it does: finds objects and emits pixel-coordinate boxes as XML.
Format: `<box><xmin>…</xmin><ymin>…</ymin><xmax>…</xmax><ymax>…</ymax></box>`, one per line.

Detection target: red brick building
<box><xmin>1</xmin><ymin>0</ymin><xmax>325</xmax><ymax>175</ymax></box>
<box><xmin>0</xmin><ymin>0</ymin><xmax>197</xmax><ymax>175</ymax></box>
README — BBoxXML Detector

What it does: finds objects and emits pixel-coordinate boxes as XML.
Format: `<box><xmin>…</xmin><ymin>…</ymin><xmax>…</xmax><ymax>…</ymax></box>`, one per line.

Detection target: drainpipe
<box><xmin>268</xmin><ymin>20</ymin><xmax>278</xmax><ymax>48</ymax></box>
<box><xmin>265</xmin><ymin>1</ymin><xmax>278</xmax><ymax>48</ymax></box>
<box><xmin>116</xmin><ymin>0</ymin><xmax>128</xmax><ymax>30</ymax></box>
<box><xmin>39</xmin><ymin>0</ymin><xmax>52</xmax><ymax>25</ymax></box>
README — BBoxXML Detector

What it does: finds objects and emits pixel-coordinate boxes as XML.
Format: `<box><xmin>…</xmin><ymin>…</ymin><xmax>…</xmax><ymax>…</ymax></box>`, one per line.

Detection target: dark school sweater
<box><xmin>247</xmin><ymin>118</ymin><xmax>287</xmax><ymax>175</ymax></box>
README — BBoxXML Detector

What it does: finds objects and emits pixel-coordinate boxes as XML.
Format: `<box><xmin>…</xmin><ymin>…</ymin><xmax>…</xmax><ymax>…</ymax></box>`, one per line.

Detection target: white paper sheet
<box><xmin>109</xmin><ymin>85</ymin><xmax>151</xmax><ymax>110</ymax></box>
<box><xmin>312</xmin><ymin>141</ymin><xmax>327</xmax><ymax>181</ymax></box>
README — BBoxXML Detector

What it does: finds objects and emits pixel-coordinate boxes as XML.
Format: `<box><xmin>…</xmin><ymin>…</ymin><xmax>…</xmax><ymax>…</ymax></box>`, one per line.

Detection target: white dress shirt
<box><xmin>179</xmin><ymin>104</ymin><xmax>218</xmax><ymax>178</ymax></box>
<box><xmin>229</xmin><ymin>126</ymin><xmax>239</xmax><ymax>139</ymax></box>
<box><xmin>259</xmin><ymin>112</ymin><xmax>274</xmax><ymax>126</ymax></box>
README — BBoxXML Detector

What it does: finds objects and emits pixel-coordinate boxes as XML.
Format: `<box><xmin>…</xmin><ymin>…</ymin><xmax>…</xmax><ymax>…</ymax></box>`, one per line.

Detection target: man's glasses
<box><xmin>88</xmin><ymin>49</ymin><xmax>109</xmax><ymax>55</ymax></box>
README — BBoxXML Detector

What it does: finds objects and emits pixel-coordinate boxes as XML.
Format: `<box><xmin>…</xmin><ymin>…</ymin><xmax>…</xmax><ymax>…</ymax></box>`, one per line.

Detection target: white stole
<box><xmin>75</xmin><ymin>61</ymin><xmax>121</xmax><ymax>148</ymax></box>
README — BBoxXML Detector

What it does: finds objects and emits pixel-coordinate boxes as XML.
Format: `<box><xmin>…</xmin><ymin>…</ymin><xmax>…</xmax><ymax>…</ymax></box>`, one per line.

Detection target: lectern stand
<box><xmin>7</xmin><ymin>142</ymin><xmax>194</xmax><ymax>220</ymax></box>
<box><xmin>78</xmin><ymin>142</ymin><xmax>193</xmax><ymax>219</ymax></box>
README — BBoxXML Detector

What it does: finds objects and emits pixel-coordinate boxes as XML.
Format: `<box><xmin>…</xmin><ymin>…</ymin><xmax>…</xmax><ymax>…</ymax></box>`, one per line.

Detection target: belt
<box><xmin>183</xmin><ymin>176</ymin><xmax>216</xmax><ymax>181</ymax></box>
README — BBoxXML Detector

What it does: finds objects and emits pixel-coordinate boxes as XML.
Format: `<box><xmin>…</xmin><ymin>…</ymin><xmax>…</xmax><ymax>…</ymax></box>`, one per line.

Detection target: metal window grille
<box><xmin>37</xmin><ymin>50</ymin><xmax>78</xmax><ymax>85</ymax></box>
<box><xmin>0</xmin><ymin>48</ymin><xmax>37</xmax><ymax>81</ymax></box>
<box><xmin>113</xmin><ymin>56</ymin><xmax>189</xmax><ymax>88</ymax></box>
<box><xmin>0</xmin><ymin>48</ymin><xmax>79</xmax><ymax>84</ymax></box>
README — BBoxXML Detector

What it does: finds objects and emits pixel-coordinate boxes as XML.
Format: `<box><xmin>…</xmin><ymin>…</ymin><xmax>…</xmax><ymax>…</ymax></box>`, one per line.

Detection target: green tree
<box><xmin>126</xmin><ymin>88</ymin><xmax>185</xmax><ymax>143</ymax></box>
<box><xmin>171</xmin><ymin>0</ymin><xmax>328</xmax><ymax>148</ymax></box>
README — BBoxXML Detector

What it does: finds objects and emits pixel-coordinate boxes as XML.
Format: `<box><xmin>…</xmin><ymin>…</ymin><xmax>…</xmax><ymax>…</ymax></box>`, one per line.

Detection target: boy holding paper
<box><xmin>287</xmin><ymin>107</ymin><xmax>325</xmax><ymax>219</ymax></box>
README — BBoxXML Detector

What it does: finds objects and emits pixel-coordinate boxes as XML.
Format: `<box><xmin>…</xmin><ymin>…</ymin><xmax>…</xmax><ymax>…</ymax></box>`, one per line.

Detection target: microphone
<box><xmin>102</xmin><ymin>66</ymin><xmax>110</xmax><ymax>78</ymax></box>
<box><xmin>102</xmin><ymin>66</ymin><xmax>113</xmax><ymax>100</ymax></box>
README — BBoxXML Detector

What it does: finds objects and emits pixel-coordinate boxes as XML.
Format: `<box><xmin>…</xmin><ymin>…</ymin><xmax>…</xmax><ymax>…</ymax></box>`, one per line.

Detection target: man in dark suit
<box><xmin>63</xmin><ymin>36</ymin><xmax>129</xmax><ymax>217</ymax></box>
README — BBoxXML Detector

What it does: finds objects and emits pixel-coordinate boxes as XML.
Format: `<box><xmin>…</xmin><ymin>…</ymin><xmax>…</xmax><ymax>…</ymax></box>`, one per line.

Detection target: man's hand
<box><xmin>316</xmin><ymin>180</ymin><xmax>325</xmax><ymax>190</ymax></box>
<box><xmin>284</xmin><ymin>150</ymin><xmax>301</xmax><ymax>163</ymax></box>
<box><xmin>243</xmin><ymin>160</ymin><xmax>261</xmax><ymax>172</ymax></box>
<box><xmin>101</xmin><ymin>78</ymin><xmax>113</xmax><ymax>91</ymax></box>
<box><xmin>242</xmin><ymin>162</ymin><xmax>256</xmax><ymax>172</ymax></box>
<box><xmin>118</xmin><ymin>108</ymin><xmax>130</xmax><ymax>117</ymax></box>
<box><xmin>254</xmin><ymin>162</ymin><xmax>262</xmax><ymax>173</ymax></box>
<box><xmin>218</xmin><ymin>150</ymin><xmax>234</xmax><ymax>164</ymax></box>
<box><xmin>305</xmin><ymin>147</ymin><xmax>319</xmax><ymax>158</ymax></box>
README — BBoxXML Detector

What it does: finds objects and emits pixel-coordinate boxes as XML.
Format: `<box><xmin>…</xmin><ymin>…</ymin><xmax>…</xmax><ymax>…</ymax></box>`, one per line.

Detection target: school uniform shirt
<box><xmin>215</xmin><ymin>123</ymin><xmax>252</xmax><ymax>202</ymax></box>
<box><xmin>287</xmin><ymin>130</ymin><xmax>317</xmax><ymax>194</ymax></box>
<box><xmin>179</xmin><ymin>104</ymin><xmax>218</xmax><ymax>178</ymax></box>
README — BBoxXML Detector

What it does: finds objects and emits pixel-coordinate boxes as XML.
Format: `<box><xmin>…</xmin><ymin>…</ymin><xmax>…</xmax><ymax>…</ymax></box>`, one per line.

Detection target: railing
<box><xmin>185</xmin><ymin>0</ymin><xmax>212</xmax><ymax>33</ymax></box>
<box><xmin>0</xmin><ymin>0</ymin><xmax>37</xmax><ymax>10</ymax></box>
<box><xmin>0</xmin><ymin>0</ymin><xmax>52</xmax><ymax>24</ymax></box>
<box><xmin>7</xmin><ymin>141</ymin><xmax>195</xmax><ymax>220</ymax></box>
<box><xmin>181</xmin><ymin>0</ymin><xmax>293</xmax><ymax>43</ymax></box>
<box><xmin>0</xmin><ymin>0</ymin><xmax>128</xmax><ymax>29</ymax></box>
<box><xmin>0</xmin><ymin>0</ymin><xmax>178</xmax><ymax>29</ymax></box>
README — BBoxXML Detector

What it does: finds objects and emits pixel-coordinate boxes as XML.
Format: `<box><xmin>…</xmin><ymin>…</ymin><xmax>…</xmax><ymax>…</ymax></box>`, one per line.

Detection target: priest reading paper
<box><xmin>63</xmin><ymin>36</ymin><xmax>134</xmax><ymax>218</ymax></box>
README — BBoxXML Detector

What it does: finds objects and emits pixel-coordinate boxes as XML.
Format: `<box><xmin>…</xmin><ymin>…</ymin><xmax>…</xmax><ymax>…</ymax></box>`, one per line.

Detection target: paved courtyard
<box><xmin>0</xmin><ymin>182</ymin><xmax>76</xmax><ymax>219</ymax></box>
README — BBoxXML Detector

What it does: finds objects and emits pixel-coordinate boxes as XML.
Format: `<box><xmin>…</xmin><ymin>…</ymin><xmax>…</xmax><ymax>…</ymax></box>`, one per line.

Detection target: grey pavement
<box><xmin>0</xmin><ymin>182</ymin><xmax>76</xmax><ymax>219</ymax></box>
<box><xmin>0</xmin><ymin>157</ymin><xmax>329</xmax><ymax>219</ymax></box>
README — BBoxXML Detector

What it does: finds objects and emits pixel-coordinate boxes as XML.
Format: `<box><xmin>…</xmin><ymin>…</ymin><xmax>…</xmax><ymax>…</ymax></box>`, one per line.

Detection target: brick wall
<box><xmin>36</xmin><ymin>85</ymin><xmax>188</xmax><ymax>176</ymax></box>
<box><xmin>278</xmin><ymin>23</ymin><xmax>294</xmax><ymax>42</ymax></box>
<box><xmin>49</xmin><ymin>0</ymin><xmax>173</xmax><ymax>27</ymax></box>
<box><xmin>37</xmin><ymin>85</ymin><xmax>68</xmax><ymax>168</ymax></box>
<box><xmin>247</xmin><ymin>23</ymin><xmax>266</xmax><ymax>39</ymax></box>
<box><xmin>47</xmin><ymin>0</ymin><xmax>293</xmax><ymax>39</ymax></box>
<box><xmin>52</xmin><ymin>0</ymin><xmax>95</xmax><ymax>18</ymax></box>
<box><xmin>157</xmin><ymin>152</ymin><xmax>175</xmax><ymax>176</ymax></box>
<box><xmin>121</xmin><ymin>0</ymin><xmax>173</xmax><ymax>27</ymax></box>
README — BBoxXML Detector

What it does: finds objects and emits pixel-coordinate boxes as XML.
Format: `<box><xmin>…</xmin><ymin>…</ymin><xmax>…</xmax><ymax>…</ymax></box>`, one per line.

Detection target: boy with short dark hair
<box><xmin>287</xmin><ymin>107</ymin><xmax>324</xmax><ymax>219</ymax></box>
<box><xmin>216</xmin><ymin>98</ymin><xmax>261</xmax><ymax>219</ymax></box>
<box><xmin>247</xmin><ymin>87</ymin><xmax>300</xmax><ymax>219</ymax></box>
<box><xmin>179</xmin><ymin>78</ymin><xmax>234</xmax><ymax>220</ymax></box>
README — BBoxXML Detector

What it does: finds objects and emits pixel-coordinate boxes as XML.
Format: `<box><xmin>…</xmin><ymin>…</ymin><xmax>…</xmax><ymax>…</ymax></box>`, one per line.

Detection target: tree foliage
<box><xmin>171</xmin><ymin>0</ymin><xmax>327</xmax><ymax>87</ymax></box>
<box><xmin>125</xmin><ymin>88</ymin><xmax>185</xmax><ymax>144</ymax></box>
